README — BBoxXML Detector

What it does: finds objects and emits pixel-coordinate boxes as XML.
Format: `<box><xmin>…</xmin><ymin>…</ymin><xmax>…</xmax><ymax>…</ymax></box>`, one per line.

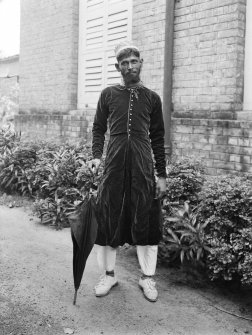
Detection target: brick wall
<box><xmin>19</xmin><ymin>0</ymin><xmax>79</xmax><ymax>114</ymax></box>
<box><xmin>170</xmin><ymin>0</ymin><xmax>252</xmax><ymax>176</ymax></box>
<box><xmin>173</xmin><ymin>0</ymin><xmax>246</xmax><ymax>119</ymax></box>
<box><xmin>172</xmin><ymin>118</ymin><xmax>252</xmax><ymax>174</ymax></box>
<box><xmin>15</xmin><ymin>0</ymin><xmax>252</xmax><ymax>175</ymax></box>
<box><xmin>132</xmin><ymin>0</ymin><xmax>166</xmax><ymax>98</ymax></box>
<box><xmin>15</xmin><ymin>109</ymin><xmax>93</xmax><ymax>143</ymax></box>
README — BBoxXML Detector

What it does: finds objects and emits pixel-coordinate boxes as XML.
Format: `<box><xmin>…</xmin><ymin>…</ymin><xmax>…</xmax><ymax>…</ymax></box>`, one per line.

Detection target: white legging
<box><xmin>96</xmin><ymin>245</ymin><xmax>158</xmax><ymax>276</ymax></box>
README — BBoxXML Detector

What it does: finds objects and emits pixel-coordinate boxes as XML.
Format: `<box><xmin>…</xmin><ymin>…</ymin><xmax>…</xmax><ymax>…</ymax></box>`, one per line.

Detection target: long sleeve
<box><xmin>149</xmin><ymin>94</ymin><xmax>167</xmax><ymax>178</ymax></box>
<box><xmin>92</xmin><ymin>89</ymin><xmax>110</xmax><ymax>159</ymax></box>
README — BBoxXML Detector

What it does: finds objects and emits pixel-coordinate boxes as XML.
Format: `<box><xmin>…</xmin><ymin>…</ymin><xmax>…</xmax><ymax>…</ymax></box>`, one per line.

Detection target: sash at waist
<box><xmin>110</xmin><ymin>130</ymin><xmax>148</xmax><ymax>137</ymax></box>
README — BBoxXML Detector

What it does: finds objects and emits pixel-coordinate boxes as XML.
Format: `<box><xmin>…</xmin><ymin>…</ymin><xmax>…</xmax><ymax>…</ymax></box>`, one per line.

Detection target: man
<box><xmin>89</xmin><ymin>41</ymin><xmax>166</xmax><ymax>302</ymax></box>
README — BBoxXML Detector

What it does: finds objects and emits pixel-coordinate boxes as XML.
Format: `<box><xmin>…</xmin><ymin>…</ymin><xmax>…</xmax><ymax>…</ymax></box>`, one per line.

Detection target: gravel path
<box><xmin>0</xmin><ymin>205</ymin><xmax>251</xmax><ymax>335</ymax></box>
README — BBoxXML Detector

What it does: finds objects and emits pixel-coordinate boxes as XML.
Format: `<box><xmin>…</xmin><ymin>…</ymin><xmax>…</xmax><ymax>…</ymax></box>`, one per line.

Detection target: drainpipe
<box><xmin>163</xmin><ymin>0</ymin><xmax>175</xmax><ymax>159</ymax></box>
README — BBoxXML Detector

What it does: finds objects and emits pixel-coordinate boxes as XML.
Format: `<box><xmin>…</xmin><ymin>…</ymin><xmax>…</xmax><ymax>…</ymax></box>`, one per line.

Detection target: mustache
<box><xmin>125</xmin><ymin>69</ymin><xmax>140</xmax><ymax>75</ymax></box>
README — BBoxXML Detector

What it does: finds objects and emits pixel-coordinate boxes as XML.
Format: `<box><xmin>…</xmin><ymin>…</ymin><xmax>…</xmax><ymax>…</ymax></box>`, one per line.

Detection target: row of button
<box><xmin>128</xmin><ymin>92</ymin><xmax>134</xmax><ymax>136</ymax></box>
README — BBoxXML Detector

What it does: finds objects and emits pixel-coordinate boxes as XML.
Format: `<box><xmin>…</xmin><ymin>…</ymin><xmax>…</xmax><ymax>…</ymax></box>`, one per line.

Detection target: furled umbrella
<box><xmin>69</xmin><ymin>194</ymin><xmax>98</xmax><ymax>305</ymax></box>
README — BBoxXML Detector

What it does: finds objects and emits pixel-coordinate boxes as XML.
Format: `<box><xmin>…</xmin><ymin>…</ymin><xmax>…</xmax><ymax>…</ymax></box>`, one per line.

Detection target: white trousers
<box><xmin>96</xmin><ymin>245</ymin><xmax>158</xmax><ymax>276</ymax></box>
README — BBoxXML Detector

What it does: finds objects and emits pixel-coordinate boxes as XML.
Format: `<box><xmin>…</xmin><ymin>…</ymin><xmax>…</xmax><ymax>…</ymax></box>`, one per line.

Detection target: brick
<box><xmin>209</xmin><ymin>152</ymin><xmax>230</xmax><ymax>161</ymax></box>
<box><xmin>172</xmin><ymin>0</ymin><xmax>245</xmax><ymax>115</ymax></box>
<box><xmin>193</xmin><ymin>142</ymin><xmax>212</xmax><ymax>151</ymax></box>
<box><xmin>213</xmin><ymin>160</ymin><xmax>235</xmax><ymax>170</ymax></box>
<box><xmin>229</xmin><ymin>154</ymin><xmax>241</xmax><ymax>162</ymax></box>
<box><xmin>19</xmin><ymin>0</ymin><xmax>79</xmax><ymax>113</ymax></box>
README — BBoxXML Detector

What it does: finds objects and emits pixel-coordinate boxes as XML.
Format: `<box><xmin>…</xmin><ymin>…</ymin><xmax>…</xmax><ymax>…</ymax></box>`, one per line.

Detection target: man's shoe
<box><xmin>94</xmin><ymin>274</ymin><xmax>118</xmax><ymax>297</ymax></box>
<box><xmin>139</xmin><ymin>277</ymin><xmax>158</xmax><ymax>302</ymax></box>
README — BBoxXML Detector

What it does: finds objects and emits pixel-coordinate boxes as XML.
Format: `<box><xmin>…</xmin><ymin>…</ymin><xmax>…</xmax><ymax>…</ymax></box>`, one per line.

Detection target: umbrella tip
<box><xmin>73</xmin><ymin>290</ymin><xmax>77</xmax><ymax>305</ymax></box>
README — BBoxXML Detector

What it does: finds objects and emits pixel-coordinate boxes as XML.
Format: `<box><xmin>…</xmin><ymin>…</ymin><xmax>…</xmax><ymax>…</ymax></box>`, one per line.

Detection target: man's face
<box><xmin>115</xmin><ymin>54</ymin><xmax>143</xmax><ymax>84</ymax></box>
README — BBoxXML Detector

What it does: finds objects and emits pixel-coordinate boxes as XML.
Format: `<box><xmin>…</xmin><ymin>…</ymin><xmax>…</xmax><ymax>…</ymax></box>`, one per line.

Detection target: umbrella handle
<box><xmin>73</xmin><ymin>290</ymin><xmax>77</xmax><ymax>305</ymax></box>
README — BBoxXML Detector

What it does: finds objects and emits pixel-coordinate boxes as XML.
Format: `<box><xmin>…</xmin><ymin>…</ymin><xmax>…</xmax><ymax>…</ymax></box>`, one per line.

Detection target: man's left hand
<box><xmin>156</xmin><ymin>177</ymin><xmax>166</xmax><ymax>198</ymax></box>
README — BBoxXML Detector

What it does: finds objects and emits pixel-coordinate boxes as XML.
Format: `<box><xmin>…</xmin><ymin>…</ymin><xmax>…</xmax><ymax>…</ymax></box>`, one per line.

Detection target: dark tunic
<box><xmin>92</xmin><ymin>84</ymin><xmax>166</xmax><ymax>248</ymax></box>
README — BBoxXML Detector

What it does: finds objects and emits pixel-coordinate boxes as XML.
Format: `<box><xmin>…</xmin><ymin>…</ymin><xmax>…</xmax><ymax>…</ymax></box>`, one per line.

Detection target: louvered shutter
<box><xmin>78</xmin><ymin>0</ymin><xmax>132</xmax><ymax>109</ymax></box>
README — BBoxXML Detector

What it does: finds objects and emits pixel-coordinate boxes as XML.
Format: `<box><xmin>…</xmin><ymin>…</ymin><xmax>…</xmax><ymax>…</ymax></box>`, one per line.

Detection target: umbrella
<box><xmin>69</xmin><ymin>194</ymin><xmax>98</xmax><ymax>305</ymax></box>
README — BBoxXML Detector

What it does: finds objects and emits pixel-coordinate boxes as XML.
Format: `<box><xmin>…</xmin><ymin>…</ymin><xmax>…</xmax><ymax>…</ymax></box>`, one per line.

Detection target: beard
<box><xmin>122</xmin><ymin>69</ymin><xmax>141</xmax><ymax>85</ymax></box>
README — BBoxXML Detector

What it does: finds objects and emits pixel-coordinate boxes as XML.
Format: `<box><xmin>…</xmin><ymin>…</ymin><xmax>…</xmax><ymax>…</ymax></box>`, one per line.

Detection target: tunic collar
<box><xmin>118</xmin><ymin>81</ymin><xmax>144</xmax><ymax>100</ymax></box>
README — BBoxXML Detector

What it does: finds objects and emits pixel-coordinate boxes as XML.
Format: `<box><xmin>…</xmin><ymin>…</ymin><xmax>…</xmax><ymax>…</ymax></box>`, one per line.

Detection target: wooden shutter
<box><xmin>78</xmin><ymin>0</ymin><xmax>132</xmax><ymax>109</ymax></box>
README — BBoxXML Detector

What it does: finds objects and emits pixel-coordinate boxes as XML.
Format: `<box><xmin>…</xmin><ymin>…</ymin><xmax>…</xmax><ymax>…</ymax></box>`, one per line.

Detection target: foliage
<box><xmin>159</xmin><ymin>157</ymin><xmax>207</xmax><ymax>265</ymax></box>
<box><xmin>30</xmin><ymin>142</ymin><xmax>103</xmax><ymax>228</ymax></box>
<box><xmin>197</xmin><ymin>174</ymin><xmax>252</xmax><ymax>286</ymax></box>
<box><xmin>0</xmin><ymin>129</ymin><xmax>104</xmax><ymax>228</ymax></box>
<box><xmin>33</xmin><ymin>187</ymin><xmax>84</xmax><ymax>229</ymax></box>
<box><xmin>159</xmin><ymin>200</ymin><xmax>210</xmax><ymax>266</ymax></box>
<box><xmin>0</xmin><ymin>123</ymin><xmax>20</xmax><ymax>157</ymax></box>
<box><xmin>0</xmin><ymin>128</ymin><xmax>35</xmax><ymax>195</ymax></box>
<box><xmin>1</xmin><ymin>129</ymin><xmax>252</xmax><ymax>287</ymax></box>
<box><xmin>159</xmin><ymin>170</ymin><xmax>252</xmax><ymax>287</ymax></box>
<box><xmin>165</xmin><ymin>156</ymin><xmax>205</xmax><ymax>205</ymax></box>
<box><xmin>31</xmin><ymin>142</ymin><xmax>104</xmax><ymax>229</ymax></box>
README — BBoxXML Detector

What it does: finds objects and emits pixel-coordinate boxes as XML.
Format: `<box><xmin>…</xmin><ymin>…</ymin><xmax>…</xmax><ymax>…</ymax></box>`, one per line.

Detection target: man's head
<box><xmin>114</xmin><ymin>42</ymin><xmax>143</xmax><ymax>86</ymax></box>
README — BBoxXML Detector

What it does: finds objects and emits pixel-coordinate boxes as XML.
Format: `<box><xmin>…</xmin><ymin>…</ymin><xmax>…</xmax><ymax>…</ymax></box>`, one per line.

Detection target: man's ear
<box><xmin>140</xmin><ymin>58</ymin><xmax>143</xmax><ymax>68</ymax></box>
<box><xmin>115</xmin><ymin>63</ymin><xmax>120</xmax><ymax>72</ymax></box>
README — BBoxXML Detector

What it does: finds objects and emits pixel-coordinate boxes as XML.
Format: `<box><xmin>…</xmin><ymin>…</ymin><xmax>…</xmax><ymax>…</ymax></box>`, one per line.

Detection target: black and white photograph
<box><xmin>0</xmin><ymin>0</ymin><xmax>252</xmax><ymax>334</ymax></box>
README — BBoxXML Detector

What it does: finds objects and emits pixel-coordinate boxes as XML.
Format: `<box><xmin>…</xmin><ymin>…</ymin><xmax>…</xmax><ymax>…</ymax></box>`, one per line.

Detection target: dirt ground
<box><xmin>0</xmin><ymin>204</ymin><xmax>252</xmax><ymax>335</ymax></box>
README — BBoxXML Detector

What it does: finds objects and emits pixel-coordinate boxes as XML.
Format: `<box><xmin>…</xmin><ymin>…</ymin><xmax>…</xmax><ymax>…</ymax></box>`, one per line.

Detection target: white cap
<box><xmin>114</xmin><ymin>41</ymin><xmax>140</xmax><ymax>58</ymax></box>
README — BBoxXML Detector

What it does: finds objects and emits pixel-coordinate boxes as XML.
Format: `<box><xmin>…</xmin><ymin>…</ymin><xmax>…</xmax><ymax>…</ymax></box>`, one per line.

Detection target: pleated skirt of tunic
<box><xmin>95</xmin><ymin>134</ymin><xmax>163</xmax><ymax>248</ymax></box>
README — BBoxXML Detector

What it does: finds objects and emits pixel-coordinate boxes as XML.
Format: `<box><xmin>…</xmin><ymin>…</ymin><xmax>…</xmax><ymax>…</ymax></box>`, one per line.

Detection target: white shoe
<box><xmin>139</xmin><ymin>277</ymin><xmax>158</xmax><ymax>302</ymax></box>
<box><xmin>94</xmin><ymin>274</ymin><xmax>118</xmax><ymax>297</ymax></box>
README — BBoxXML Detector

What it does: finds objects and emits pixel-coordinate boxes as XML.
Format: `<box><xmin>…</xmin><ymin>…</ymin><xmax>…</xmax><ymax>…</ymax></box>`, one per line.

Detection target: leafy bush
<box><xmin>165</xmin><ymin>156</ymin><xmax>205</xmax><ymax>205</ymax></box>
<box><xmin>2</xmin><ymin>130</ymin><xmax>252</xmax><ymax>287</ymax></box>
<box><xmin>160</xmin><ymin>170</ymin><xmax>252</xmax><ymax>288</ymax></box>
<box><xmin>0</xmin><ymin>127</ymin><xmax>105</xmax><ymax>229</ymax></box>
<box><xmin>0</xmin><ymin>124</ymin><xmax>20</xmax><ymax>157</ymax></box>
<box><xmin>159</xmin><ymin>201</ymin><xmax>210</xmax><ymax>265</ymax></box>
<box><xmin>159</xmin><ymin>156</ymin><xmax>206</xmax><ymax>264</ymax></box>
<box><xmin>33</xmin><ymin>187</ymin><xmax>84</xmax><ymax>229</ymax></box>
<box><xmin>0</xmin><ymin>126</ymin><xmax>35</xmax><ymax>195</ymax></box>
<box><xmin>31</xmin><ymin>142</ymin><xmax>103</xmax><ymax>228</ymax></box>
<box><xmin>197</xmin><ymin>174</ymin><xmax>252</xmax><ymax>286</ymax></box>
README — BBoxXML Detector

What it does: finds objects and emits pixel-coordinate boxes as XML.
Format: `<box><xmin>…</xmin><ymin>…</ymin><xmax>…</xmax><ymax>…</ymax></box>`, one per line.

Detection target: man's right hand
<box><xmin>88</xmin><ymin>158</ymin><xmax>101</xmax><ymax>174</ymax></box>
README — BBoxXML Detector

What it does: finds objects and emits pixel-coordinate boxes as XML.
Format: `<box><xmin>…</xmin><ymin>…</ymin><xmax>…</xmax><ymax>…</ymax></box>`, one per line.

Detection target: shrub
<box><xmin>159</xmin><ymin>157</ymin><xmax>206</xmax><ymax>264</ymax></box>
<box><xmin>0</xmin><ymin>123</ymin><xmax>20</xmax><ymax>157</ymax></box>
<box><xmin>2</xmin><ymin>132</ymin><xmax>252</xmax><ymax>287</ymax></box>
<box><xmin>33</xmin><ymin>187</ymin><xmax>85</xmax><ymax>229</ymax></box>
<box><xmin>197</xmin><ymin>174</ymin><xmax>252</xmax><ymax>286</ymax></box>
<box><xmin>0</xmin><ymin>141</ymin><xmax>36</xmax><ymax>196</ymax></box>
<box><xmin>159</xmin><ymin>201</ymin><xmax>210</xmax><ymax>265</ymax></box>
<box><xmin>160</xmin><ymin>171</ymin><xmax>252</xmax><ymax>288</ymax></box>
<box><xmin>165</xmin><ymin>156</ymin><xmax>205</xmax><ymax>205</ymax></box>
<box><xmin>0</xmin><ymin>129</ymin><xmax>104</xmax><ymax>229</ymax></box>
<box><xmin>31</xmin><ymin>141</ymin><xmax>104</xmax><ymax>228</ymax></box>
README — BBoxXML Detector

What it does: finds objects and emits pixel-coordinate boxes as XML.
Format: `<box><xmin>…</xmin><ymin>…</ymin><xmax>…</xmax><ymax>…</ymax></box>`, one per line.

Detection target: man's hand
<box><xmin>88</xmin><ymin>158</ymin><xmax>101</xmax><ymax>174</ymax></box>
<box><xmin>156</xmin><ymin>177</ymin><xmax>166</xmax><ymax>199</ymax></box>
